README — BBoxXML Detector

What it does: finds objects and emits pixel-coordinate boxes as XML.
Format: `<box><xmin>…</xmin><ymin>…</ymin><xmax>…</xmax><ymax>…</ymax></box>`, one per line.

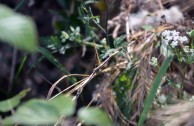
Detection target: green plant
<box><xmin>0</xmin><ymin>90</ymin><xmax>112</xmax><ymax>126</ymax></box>
<box><xmin>0</xmin><ymin>4</ymin><xmax>38</xmax><ymax>52</ymax></box>
<box><xmin>138</xmin><ymin>56</ymin><xmax>173</xmax><ymax>126</ymax></box>
<box><xmin>1</xmin><ymin>0</ymin><xmax>194</xmax><ymax>126</ymax></box>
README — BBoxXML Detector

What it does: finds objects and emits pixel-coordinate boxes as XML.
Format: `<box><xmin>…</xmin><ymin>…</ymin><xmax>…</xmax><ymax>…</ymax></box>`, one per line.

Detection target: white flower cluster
<box><xmin>47</xmin><ymin>30</ymin><xmax>74</xmax><ymax>55</ymax></box>
<box><xmin>183</xmin><ymin>46</ymin><xmax>194</xmax><ymax>53</ymax></box>
<box><xmin>161</xmin><ymin>30</ymin><xmax>188</xmax><ymax>48</ymax></box>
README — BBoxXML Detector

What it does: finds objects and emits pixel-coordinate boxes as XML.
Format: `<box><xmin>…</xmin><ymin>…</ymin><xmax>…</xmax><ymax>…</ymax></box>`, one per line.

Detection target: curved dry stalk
<box><xmin>67</xmin><ymin>50</ymin><xmax>120</xmax><ymax>101</ymax></box>
<box><xmin>101</xmin><ymin>60</ymin><xmax>128</xmax><ymax>73</ymax></box>
<box><xmin>46</xmin><ymin>74</ymin><xmax>89</xmax><ymax>100</ymax></box>
<box><xmin>49</xmin><ymin>78</ymin><xmax>88</xmax><ymax>101</ymax></box>
<box><xmin>48</xmin><ymin>50</ymin><xmax>119</xmax><ymax>102</ymax></box>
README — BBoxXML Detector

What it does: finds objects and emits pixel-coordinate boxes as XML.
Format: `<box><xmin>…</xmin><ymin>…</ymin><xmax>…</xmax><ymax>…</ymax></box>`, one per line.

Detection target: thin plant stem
<box><xmin>103</xmin><ymin>0</ymin><xmax>110</xmax><ymax>46</ymax></box>
<box><xmin>14</xmin><ymin>0</ymin><xmax>28</xmax><ymax>11</ymax></box>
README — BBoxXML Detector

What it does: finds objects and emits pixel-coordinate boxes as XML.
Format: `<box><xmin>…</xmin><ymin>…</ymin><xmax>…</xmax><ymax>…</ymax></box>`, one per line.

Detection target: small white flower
<box><xmin>173</xmin><ymin>36</ymin><xmax>179</xmax><ymax>41</ymax></box>
<box><xmin>171</xmin><ymin>30</ymin><xmax>180</xmax><ymax>36</ymax></box>
<box><xmin>158</xmin><ymin>94</ymin><xmax>167</xmax><ymax>104</ymax></box>
<box><xmin>179</xmin><ymin>36</ymin><xmax>188</xmax><ymax>43</ymax></box>
<box><xmin>62</xmin><ymin>31</ymin><xmax>69</xmax><ymax>38</ymax></box>
<box><xmin>150</xmin><ymin>57</ymin><xmax>158</xmax><ymax>67</ymax></box>
<box><xmin>100</xmin><ymin>38</ymin><xmax>107</xmax><ymax>45</ymax></box>
<box><xmin>171</xmin><ymin>40</ymin><xmax>178</xmax><ymax>48</ymax></box>
<box><xmin>190</xmin><ymin>49</ymin><xmax>194</xmax><ymax>53</ymax></box>
<box><xmin>162</xmin><ymin>30</ymin><xmax>170</xmax><ymax>37</ymax></box>
<box><xmin>183</xmin><ymin>46</ymin><xmax>194</xmax><ymax>53</ymax></box>
<box><xmin>183</xmin><ymin>46</ymin><xmax>190</xmax><ymax>53</ymax></box>
<box><xmin>165</xmin><ymin>36</ymin><xmax>173</xmax><ymax>41</ymax></box>
<box><xmin>162</xmin><ymin>39</ymin><xmax>169</xmax><ymax>46</ymax></box>
<box><xmin>61</xmin><ymin>31</ymin><xmax>69</xmax><ymax>43</ymax></box>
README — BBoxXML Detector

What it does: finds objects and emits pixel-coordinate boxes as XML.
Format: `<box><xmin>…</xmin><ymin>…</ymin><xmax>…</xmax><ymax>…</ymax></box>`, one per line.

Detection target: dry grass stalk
<box><xmin>149</xmin><ymin>102</ymin><xmax>194</xmax><ymax>126</ymax></box>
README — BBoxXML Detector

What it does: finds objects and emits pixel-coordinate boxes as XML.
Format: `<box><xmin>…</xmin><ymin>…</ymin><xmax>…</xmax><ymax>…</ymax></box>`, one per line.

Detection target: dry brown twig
<box><xmin>46</xmin><ymin>74</ymin><xmax>89</xmax><ymax>100</ymax></box>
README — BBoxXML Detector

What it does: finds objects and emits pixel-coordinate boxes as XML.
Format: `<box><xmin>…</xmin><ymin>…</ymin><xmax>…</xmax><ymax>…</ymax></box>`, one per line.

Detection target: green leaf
<box><xmin>2</xmin><ymin>99</ymin><xmax>59</xmax><ymax>125</ymax></box>
<box><xmin>37</xmin><ymin>47</ymin><xmax>68</xmax><ymax>73</ymax></box>
<box><xmin>138</xmin><ymin>56</ymin><xmax>173</xmax><ymax>126</ymax></box>
<box><xmin>2</xmin><ymin>95</ymin><xmax>75</xmax><ymax>125</ymax></box>
<box><xmin>0</xmin><ymin>4</ymin><xmax>15</xmax><ymax>18</ymax></box>
<box><xmin>37</xmin><ymin>47</ymin><xmax>77</xmax><ymax>83</ymax></box>
<box><xmin>187</xmin><ymin>30</ymin><xmax>194</xmax><ymax>38</ymax></box>
<box><xmin>113</xmin><ymin>35</ymin><xmax>126</xmax><ymax>47</ymax></box>
<box><xmin>0</xmin><ymin>4</ymin><xmax>38</xmax><ymax>52</ymax></box>
<box><xmin>101</xmin><ymin>49</ymin><xmax>117</xmax><ymax>59</ymax></box>
<box><xmin>113</xmin><ymin>71</ymin><xmax>132</xmax><ymax>119</ymax></box>
<box><xmin>78</xmin><ymin>107</ymin><xmax>113</xmax><ymax>126</ymax></box>
<box><xmin>142</xmin><ymin>25</ymin><xmax>153</xmax><ymax>31</ymax></box>
<box><xmin>49</xmin><ymin>95</ymin><xmax>75</xmax><ymax>117</ymax></box>
<box><xmin>0</xmin><ymin>89</ymin><xmax>30</xmax><ymax>112</ymax></box>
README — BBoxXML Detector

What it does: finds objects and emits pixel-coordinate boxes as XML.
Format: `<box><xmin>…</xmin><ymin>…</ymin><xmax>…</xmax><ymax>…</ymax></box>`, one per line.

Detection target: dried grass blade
<box><xmin>137</xmin><ymin>56</ymin><xmax>173</xmax><ymax>126</ymax></box>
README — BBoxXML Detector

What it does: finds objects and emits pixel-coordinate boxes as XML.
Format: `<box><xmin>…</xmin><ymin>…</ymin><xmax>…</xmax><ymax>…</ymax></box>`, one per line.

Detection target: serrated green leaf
<box><xmin>0</xmin><ymin>4</ymin><xmax>38</xmax><ymax>52</ymax></box>
<box><xmin>2</xmin><ymin>95</ymin><xmax>75</xmax><ymax>125</ymax></box>
<box><xmin>0</xmin><ymin>89</ymin><xmax>30</xmax><ymax>112</ymax></box>
<box><xmin>78</xmin><ymin>107</ymin><xmax>112</xmax><ymax>126</ymax></box>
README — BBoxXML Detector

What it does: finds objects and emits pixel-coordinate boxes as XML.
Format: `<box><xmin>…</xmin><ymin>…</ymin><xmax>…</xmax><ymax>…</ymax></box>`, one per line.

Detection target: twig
<box><xmin>66</xmin><ymin>50</ymin><xmax>119</xmax><ymax>100</ymax></box>
<box><xmin>46</xmin><ymin>74</ymin><xmax>89</xmax><ymax>100</ymax></box>
<box><xmin>49</xmin><ymin>78</ymin><xmax>88</xmax><ymax>101</ymax></box>
<box><xmin>157</xmin><ymin>0</ymin><xmax>164</xmax><ymax>10</ymax></box>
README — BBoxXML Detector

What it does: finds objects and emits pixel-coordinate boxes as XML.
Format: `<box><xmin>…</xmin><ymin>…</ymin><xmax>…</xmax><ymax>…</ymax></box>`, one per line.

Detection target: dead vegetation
<box><xmin>94</xmin><ymin>0</ymin><xmax>194</xmax><ymax>125</ymax></box>
<box><xmin>44</xmin><ymin>0</ymin><xmax>194</xmax><ymax>125</ymax></box>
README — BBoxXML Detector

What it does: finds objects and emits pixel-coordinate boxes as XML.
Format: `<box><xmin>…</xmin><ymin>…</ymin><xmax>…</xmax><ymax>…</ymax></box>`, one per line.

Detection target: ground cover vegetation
<box><xmin>0</xmin><ymin>0</ymin><xmax>194</xmax><ymax>126</ymax></box>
